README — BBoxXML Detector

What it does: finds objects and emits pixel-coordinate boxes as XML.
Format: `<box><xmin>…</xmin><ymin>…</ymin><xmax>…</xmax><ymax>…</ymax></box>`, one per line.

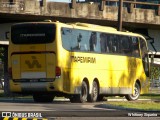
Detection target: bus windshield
<box><xmin>11</xmin><ymin>23</ymin><xmax>56</xmax><ymax>44</ymax></box>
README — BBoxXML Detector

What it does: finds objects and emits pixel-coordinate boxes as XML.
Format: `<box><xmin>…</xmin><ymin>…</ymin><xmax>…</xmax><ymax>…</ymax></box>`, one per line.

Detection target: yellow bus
<box><xmin>8</xmin><ymin>21</ymin><xmax>150</xmax><ymax>103</ymax></box>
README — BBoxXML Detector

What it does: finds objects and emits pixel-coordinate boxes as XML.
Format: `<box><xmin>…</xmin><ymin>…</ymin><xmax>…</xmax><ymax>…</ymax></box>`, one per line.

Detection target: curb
<box><xmin>107</xmin><ymin>98</ymin><xmax>152</xmax><ymax>101</ymax></box>
<box><xmin>96</xmin><ymin>104</ymin><xmax>160</xmax><ymax>112</ymax></box>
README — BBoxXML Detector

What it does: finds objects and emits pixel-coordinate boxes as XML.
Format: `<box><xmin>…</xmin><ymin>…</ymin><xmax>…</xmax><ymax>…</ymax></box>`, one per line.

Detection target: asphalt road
<box><xmin>0</xmin><ymin>98</ymin><xmax>159</xmax><ymax>120</ymax></box>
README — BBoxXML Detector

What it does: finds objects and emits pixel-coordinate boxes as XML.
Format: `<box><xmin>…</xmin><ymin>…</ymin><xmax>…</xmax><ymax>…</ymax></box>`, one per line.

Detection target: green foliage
<box><xmin>151</xmin><ymin>66</ymin><xmax>160</xmax><ymax>80</ymax></box>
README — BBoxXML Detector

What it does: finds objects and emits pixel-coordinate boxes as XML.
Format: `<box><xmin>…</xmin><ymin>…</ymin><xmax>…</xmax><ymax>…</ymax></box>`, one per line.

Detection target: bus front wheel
<box><xmin>70</xmin><ymin>81</ymin><xmax>88</xmax><ymax>103</ymax></box>
<box><xmin>125</xmin><ymin>82</ymin><xmax>140</xmax><ymax>101</ymax></box>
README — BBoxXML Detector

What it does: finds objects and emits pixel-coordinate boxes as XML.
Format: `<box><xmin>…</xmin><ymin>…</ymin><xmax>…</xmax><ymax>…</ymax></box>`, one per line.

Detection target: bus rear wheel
<box><xmin>88</xmin><ymin>81</ymin><xmax>98</xmax><ymax>102</ymax></box>
<box><xmin>125</xmin><ymin>82</ymin><xmax>140</xmax><ymax>101</ymax></box>
<box><xmin>70</xmin><ymin>81</ymin><xmax>88</xmax><ymax>103</ymax></box>
<box><xmin>33</xmin><ymin>94</ymin><xmax>55</xmax><ymax>103</ymax></box>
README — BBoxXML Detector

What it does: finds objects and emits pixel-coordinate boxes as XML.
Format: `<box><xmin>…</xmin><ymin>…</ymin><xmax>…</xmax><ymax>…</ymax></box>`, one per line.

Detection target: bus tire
<box><xmin>79</xmin><ymin>81</ymin><xmax>88</xmax><ymax>103</ymax></box>
<box><xmin>77</xmin><ymin>81</ymin><xmax>88</xmax><ymax>103</ymax></box>
<box><xmin>88</xmin><ymin>81</ymin><xmax>98</xmax><ymax>102</ymax></box>
<box><xmin>125</xmin><ymin>82</ymin><xmax>140</xmax><ymax>101</ymax></box>
<box><xmin>70</xmin><ymin>81</ymin><xmax>88</xmax><ymax>103</ymax></box>
<box><xmin>33</xmin><ymin>94</ymin><xmax>54</xmax><ymax>103</ymax></box>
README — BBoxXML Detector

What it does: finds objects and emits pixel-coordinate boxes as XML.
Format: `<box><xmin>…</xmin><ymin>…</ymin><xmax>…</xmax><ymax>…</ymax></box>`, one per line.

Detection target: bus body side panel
<box><xmin>61</xmin><ymin>49</ymin><xmax>133</xmax><ymax>95</ymax></box>
<box><xmin>100</xmin><ymin>55</ymin><xmax>132</xmax><ymax>95</ymax></box>
<box><xmin>58</xmin><ymin>24</ymin><xmax>150</xmax><ymax>98</ymax></box>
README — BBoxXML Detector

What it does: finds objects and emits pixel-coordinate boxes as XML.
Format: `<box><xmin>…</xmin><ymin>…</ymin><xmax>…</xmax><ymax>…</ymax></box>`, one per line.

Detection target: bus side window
<box><xmin>121</xmin><ymin>36</ymin><xmax>132</xmax><ymax>56</ymax></box>
<box><xmin>71</xmin><ymin>29</ymin><xmax>91</xmax><ymax>52</ymax></box>
<box><xmin>107</xmin><ymin>35</ymin><xmax>113</xmax><ymax>53</ymax></box>
<box><xmin>61</xmin><ymin>28</ymin><xmax>72</xmax><ymax>51</ymax></box>
<box><xmin>79</xmin><ymin>30</ymin><xmax>90</xmax><ymax>51</ymax></box>
<box><xmin>73</xmin><ymin>33</ymin><xmax>82</xmax><ymax>50</ymax></box>
<box><xmin>89</xmin><ymin>32</ymin><xmax>97</xmax><ymax>52</ymax></box>
<box><xmin>117</xmin><ymin>35</ymin><xmax>123</xmax><ymax>54</ymax></box>
<box><xmin>131</xmin><ymin>37</ymin><xmax>140</xmax><ymax>58</ymax></box>
<box><xmin>70</xmin><ymin>30</ymin><xmax>81</xmax><ymax>51</ymax></box>
<box><xmin>112</xmin><ymin>35</ymin><xmax>118</xmax><ymax>53</ymax></box>
<box><xmin>115</xmin><ymin>35</ymin><xmax>120</xmax><ymax>53</ymax></box>
<box><xmin>100</xmin><ymin>33</ymin><xmax>109</xmax><ymax>53</ymax></box>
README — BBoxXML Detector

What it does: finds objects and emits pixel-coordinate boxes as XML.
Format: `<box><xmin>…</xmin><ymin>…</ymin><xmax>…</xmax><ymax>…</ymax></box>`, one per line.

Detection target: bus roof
<box><xmin>71</xmin><ymin>22</ymin><xmax>117</xmax><ymax>31</ymax></box>
<box><xmin>12</xmin><ymin>21</ymin><xmax>146</xmax><ymax>40</ymax></box>
<box><xmin>65</xmin><ymin>22</ymin><xmax>143</xmax><ymax>37</ymax></box>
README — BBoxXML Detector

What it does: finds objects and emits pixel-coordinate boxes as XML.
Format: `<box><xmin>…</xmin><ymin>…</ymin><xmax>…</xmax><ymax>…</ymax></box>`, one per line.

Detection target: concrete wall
<box><xmin>0</xmin><ymin>0</ymin><xmax>160</xmax><ymax>26</ymax></box>
<box><xmin>46</xmin><ymin>2</ymin><xmax>160</xmax><ymax>25</ymax></box>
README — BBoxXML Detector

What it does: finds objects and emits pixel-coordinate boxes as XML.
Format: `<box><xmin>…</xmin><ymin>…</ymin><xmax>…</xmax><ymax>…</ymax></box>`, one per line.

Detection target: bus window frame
<box><xmin>61</xmin><ymin>27</ymin><xmax>144</xmax><ymax>59</ymax></box>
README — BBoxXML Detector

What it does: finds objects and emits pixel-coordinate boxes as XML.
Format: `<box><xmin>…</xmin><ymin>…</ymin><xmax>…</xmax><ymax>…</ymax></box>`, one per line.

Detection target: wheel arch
<box><xmin>82</xmin><ymin>77</ymin><xmax>100</xmax><ymax>95</ymax></box>
<box><xmin>83</xmin><ymin>77</ymin><xmax>90</xmax><ymax>94</ymax></box>
<box><xmin>125</xmin><ymin>79</ymin><xmax>141</xmax><ymax>101</ymax></box>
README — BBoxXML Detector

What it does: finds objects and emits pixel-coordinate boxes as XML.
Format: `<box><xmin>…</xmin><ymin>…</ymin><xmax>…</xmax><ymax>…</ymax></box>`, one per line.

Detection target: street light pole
<box><xmin>118</xmin><ymin>0</ymin><xmax>123</xmax><ymax>31</ymax></box>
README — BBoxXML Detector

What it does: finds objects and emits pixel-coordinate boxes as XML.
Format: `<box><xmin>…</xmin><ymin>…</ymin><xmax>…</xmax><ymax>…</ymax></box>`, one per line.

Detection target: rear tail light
<box><xmin>56</xmin><ymin>66</ymin><xmax>61</xmax><ymax>78</ymax></box>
